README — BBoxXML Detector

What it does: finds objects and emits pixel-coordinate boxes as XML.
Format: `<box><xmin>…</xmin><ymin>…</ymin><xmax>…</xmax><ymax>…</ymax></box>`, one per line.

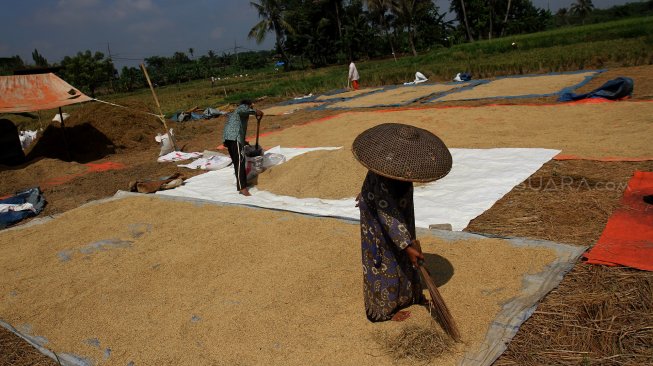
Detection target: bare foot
<box><xmin>239</xmin><ymin>188</ymin><xmax>251</xmax><ymax>196</ymax></box>
<box><xmin>391</xmin><ymin>310</ymin><xmax>411</xmax><ymax>322</ymax></box>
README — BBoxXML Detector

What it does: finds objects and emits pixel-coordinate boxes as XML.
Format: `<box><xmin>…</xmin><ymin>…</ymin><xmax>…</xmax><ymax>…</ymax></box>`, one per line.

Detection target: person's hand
<box><xmin>355</xmin><ymin>192</ymin><xmax>361</xmax><ymax>207</ymax></box>
<box><xmin>255</xmin><ymin>110</ymin><xmax>264</xmax><ymax>119</ymax></box>
<box><xmin>411</xmin><ymin>239</ymin><xmax>422</xmax><ymax>252</ymax></box>
<box><xmin>405</xmin><ymin>242</ymin><xmax>424</xmax><ymax>268</ymax></box>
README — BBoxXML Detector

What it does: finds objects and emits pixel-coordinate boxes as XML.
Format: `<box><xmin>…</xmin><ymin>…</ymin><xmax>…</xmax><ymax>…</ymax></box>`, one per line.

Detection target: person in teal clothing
<box><xmin>223</xmin><ymin>99</ymin><xmax>263</xmax><ymax>196</ymax></box>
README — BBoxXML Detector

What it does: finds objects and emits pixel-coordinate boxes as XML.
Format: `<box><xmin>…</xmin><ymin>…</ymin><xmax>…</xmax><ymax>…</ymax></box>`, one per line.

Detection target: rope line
<box><xmin>92</xmin><ymin>98</ymin><xmax>163</xmax><ymax>119</ymax></box>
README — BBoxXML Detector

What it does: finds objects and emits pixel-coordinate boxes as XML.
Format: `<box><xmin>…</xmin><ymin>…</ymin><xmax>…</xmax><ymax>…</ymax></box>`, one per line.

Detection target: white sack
<box><xmin>19</xmin><ymin>130</ymin><xmax>38</xmax><ymax>150</ymax></box>
<box><xmin>52</xmin><ymin>113</ymin><xmax>70</xmax><ymax>123</ymax></box>
<box><xmin>155</xmin><ymin>129</ymin><xmax>175</xmax><ymax>157</ymax></box>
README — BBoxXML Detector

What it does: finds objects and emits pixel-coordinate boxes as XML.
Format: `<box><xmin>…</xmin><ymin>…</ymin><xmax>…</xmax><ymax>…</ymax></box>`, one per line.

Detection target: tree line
<box><xmin>1</xmin><ymin>0</ymin><xmax>650</xmax><ymax>97</ymax></box>
<box><xmin>0</xmin><ymin>48</ymin><xmax>273</xmax><ymax>96</ymax></box>
<box><xmin>248</xmin><ymin>0</ymin><xmax>650</xmax><ymax>67</ymax></box>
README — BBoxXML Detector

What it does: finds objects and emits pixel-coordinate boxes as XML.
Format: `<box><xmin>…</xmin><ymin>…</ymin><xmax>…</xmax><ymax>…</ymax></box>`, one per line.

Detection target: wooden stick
<box><xmin>58</xmin><ymin>107</ymin><xmax>72</xmax><ymax>161</ymax></box>
<box><xmin>140</xmin><ymin>63</ymin><xmax>179</xmax><ymax>151</ymax></box>
<box><xmin>255</xmin><ymin>114</ymin><xmax>262</xmax><ymax>150</ymax></box>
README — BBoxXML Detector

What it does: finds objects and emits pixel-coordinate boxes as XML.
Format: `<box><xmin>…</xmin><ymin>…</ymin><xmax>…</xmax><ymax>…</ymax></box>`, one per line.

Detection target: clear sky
<box><xmin>0</xmin><ymin>0</ymin><xmax>639</xmax><ymax>70</ymax></box>
<box><xmin>0</xmin><ymin>0</ymin><xmax>276</xmax><ymax>70</ymax></box>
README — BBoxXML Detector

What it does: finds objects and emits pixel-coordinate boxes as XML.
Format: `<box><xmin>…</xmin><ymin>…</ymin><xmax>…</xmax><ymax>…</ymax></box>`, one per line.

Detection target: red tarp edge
<box><xmin>583</xmin><ymin>170</ymin><xmax>653</xmax><ymax>271</ymax></box>
<box><xmin>554</xmin><ymin>154</ymin><xmax>653</xmax><ymax>162</ymax></box>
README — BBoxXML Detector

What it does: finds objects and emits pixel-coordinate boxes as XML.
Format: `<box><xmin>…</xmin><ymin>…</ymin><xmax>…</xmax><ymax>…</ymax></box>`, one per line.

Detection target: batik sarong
<box><xmin>358</xmin><ymin>171</ymin><xmax>423</xmax><ymax>321</ymax></box>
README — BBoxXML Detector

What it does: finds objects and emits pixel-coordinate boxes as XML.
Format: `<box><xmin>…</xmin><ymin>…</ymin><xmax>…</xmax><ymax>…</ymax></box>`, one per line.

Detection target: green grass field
<box><xmin>5</xmin><ymin>17</ymin><xmax>652</xmax><ymax>129</ymax></box>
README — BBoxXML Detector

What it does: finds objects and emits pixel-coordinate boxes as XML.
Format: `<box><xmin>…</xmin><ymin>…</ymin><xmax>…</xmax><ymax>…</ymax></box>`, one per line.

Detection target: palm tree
<box><xmin>318</xmin><ymin>0</ymin><xmax>344</xmax><ymax>41</ymax></box>
<box><xmin>453</xmin><ymin>0</ymin><xmax>475</xmax><ymax>41</ymax></box>
<box><xmin>500</xmin><ymin>0</ymin><xmax>512</xmax><ymax>36</ymax></box>
<box><xmin>487</xmin><ymin>0</ymin><xmax>496</xmax><ymax>40</ymax></box>
<box><xmin>365</xmin><ymin>0</ymin><xmax>397</xmax><ymax>60</ymax></box>
<box><xmin>313</xmin><ymin>0</ymin><xmax>347</xmax><ymax>57</ymax></box>
<box><xmin>570</xmin><ymin>0</ymin><xmax>594</xmax><ymax>24</ymax></box>
<box><xmin>32</xmin><ymin>49</ymin><xmax>49</xmax><ymax>67</ymax></box>
<box><xmin>391</xmin><ymin>0</ymin><xmax>419</xmax><ymax>56</ymax></box>
<box><xmin>248</xmin><ymin>0</ymin><xmax>294</xmax><ymax>68</ymax></box>
<box><xmin>556</xmin><ymin>7</ymin><xmax>570</xmax><ymax>26</ymax></box>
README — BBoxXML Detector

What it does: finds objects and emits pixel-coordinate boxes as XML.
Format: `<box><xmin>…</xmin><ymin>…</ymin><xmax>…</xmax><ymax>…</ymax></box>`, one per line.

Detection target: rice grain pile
<box><xmin>262</xmin><ymin>102</ymin><xmax>322</xmax><ymax>116</ymax></box>
<box><xmin>256</xmin><ymin>148</ymin><xmax>367</xmax><ymax>199</ymax></box>
<box><xmin>260</xmin><ymin>102</ymin><xmax>653</xmax><ymax>159</ymax></box>
<box><xmin>328</xmin><ymin>84</ymin><xmax>463</xmax><ymax>108</ymax></box>
<box><xmin>435</xmin><ymin>72</ymin><xmax>596</xmax><ymax>101</ymax></box>
<box><xmin>0</xmin><ymin>195</ymin><xmax>558</xmax><ymax>366</ymax></box>
<box><xmin>315</xmin><ymin>88</ymin><xmax>383</xmax><ymax>101</ymax></box>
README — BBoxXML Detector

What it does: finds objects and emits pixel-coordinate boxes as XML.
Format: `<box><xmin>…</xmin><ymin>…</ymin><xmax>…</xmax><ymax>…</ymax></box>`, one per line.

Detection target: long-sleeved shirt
<box><xmin>222</xmin><ymin>104</ymin><xmax>256</xmax><ymax>144</ymax></box>
<box><xmin>348</xmin><ymin>62</ymin><xmax>359</xmax><ymax>81</ymax></box>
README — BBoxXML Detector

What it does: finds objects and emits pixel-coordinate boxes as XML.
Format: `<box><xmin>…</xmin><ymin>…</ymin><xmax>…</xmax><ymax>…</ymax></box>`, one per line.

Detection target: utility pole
<box><xmin>234</xmin><ymin>40</ymin><xmax>239</xmax><ymax>64</ymax></box>
<box><xmin>107</xmin><ymin>42</ymin><xmax>114</xmax><ymax>92</ymax></box>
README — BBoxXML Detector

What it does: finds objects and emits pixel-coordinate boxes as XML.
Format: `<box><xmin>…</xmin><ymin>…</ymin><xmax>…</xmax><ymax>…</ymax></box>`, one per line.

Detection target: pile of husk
<box><xmin>378</xmin><ymin>325</ymin><xmax>453</xmax><ymax>363</ymax></box>
<box><xmin>25</xmin><ymin>101</ymin><xmax>162</xmax><ymax>162</ymax></box>
<box><xmin>497</xmin><ymin>265</ymin><xmax>653</xmax><ymax>365</ymax></box>
<box><xmin>467</xmin><ymin>159</ymin><xmax>653</xmax><ymax>365</ymax></box>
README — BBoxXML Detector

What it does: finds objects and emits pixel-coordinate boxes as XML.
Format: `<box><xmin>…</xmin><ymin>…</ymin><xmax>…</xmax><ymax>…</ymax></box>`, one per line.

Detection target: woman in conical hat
<box><xmin>352</xmin><ymin>123</ymin><xmax>452</xmax><ymax>322</ymax></box>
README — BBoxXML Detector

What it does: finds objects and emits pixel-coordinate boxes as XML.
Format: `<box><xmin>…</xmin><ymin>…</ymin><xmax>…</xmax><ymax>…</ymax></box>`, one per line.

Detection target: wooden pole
<box><xmin>58</xmin><ymin>107</ymin><xmax>72</xmax><ymax>161</ymax></box>
<box><xmin>139</xmin><ymin>63</ymin><xmax>179</xmax><ymax>151</ymax></box>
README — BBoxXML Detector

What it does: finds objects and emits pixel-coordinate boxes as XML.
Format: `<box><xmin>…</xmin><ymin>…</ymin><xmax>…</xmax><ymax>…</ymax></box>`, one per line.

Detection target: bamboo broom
<box><xmin>418</xmin><ymin>259</ymin><xmax>461</xmax><ymax>342</ymax></box>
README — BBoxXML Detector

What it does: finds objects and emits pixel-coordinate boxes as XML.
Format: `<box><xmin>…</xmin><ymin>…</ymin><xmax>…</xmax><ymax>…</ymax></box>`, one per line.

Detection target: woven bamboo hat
<box><xmin>352</xmin><ymin>123</ymin><xmax>452</xmax><ymax>182</ymax></box>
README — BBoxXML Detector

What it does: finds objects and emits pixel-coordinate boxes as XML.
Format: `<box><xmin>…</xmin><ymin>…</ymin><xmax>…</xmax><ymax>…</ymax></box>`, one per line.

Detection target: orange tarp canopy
<box><xmin>0</xmin><ymin>73</ymin><xmax>92</xmax><ymax>113</ymax></box>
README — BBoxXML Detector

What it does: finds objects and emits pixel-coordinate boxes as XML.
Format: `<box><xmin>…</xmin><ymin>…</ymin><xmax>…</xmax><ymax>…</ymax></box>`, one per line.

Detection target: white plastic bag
<box><xmin>246</xmin><ymin>156</ymin><xmax>264</xmax><ymax>180</ymax></box>
<box><xmin>262</xmin><ymin>153</ymin><xmax>286</xmax><ymax>168</ymax></box>
<box><xmin>155</xmin><ymin>129</ymin><xmax>175</xmax><ymax>156</ymax></box>
<box><xmin>202</xmin><ymin>155</ymin><xmax>232</xmax><ymax>171</ymax></box>
<box><xmin>19</xmin><ymin>130</ymin><xmax>38</xmax><ymax>150</ymax></box>
<box><xmin>415</xmin><ymin>72</ymin><xmax>428</xmax><ymax>83</ymax></box>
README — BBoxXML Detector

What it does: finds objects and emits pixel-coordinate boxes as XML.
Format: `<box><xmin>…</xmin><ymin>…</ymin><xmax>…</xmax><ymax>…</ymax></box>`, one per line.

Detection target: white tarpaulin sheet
<box><xmin>157</xmin><ymin>147</ymin><xmax>560</xmax><ymax>231</ymax></box>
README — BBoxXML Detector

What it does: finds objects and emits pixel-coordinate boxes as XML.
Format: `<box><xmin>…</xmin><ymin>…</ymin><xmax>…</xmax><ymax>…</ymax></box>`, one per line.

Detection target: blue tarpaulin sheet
<box><xmin>0</xmin><ymin>187</ymin><xmax>46</xmax><ymax>229</ymax></box>
<box><xmin>558</xmin><ymin>77</ymin><xmax>634</xmax><ymax>102</ymax></box>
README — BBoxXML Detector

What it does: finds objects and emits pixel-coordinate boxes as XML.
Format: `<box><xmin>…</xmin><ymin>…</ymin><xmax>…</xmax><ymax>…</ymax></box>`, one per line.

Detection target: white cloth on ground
<box><xmin>157</xmin><ymin>146</ymin><xmax>560</xmax><ymax>231</ymax></box>
<box><xmin>157</xmin><ymin>151</ymin><xmax>202</xmax><ymax>163</ymax></box>
<box><xmin>0</xmin><ymin>203</ymin><xmax>35</xmax><ymax>214</ymax></box>
<box><xmin>403</xmin><ymin>71</ymin><xmax>428</xmax><ymax>85</ymax></box>
<box><xmin>177</xmin><ymin>154</ymin><xmax>232</xmax><ymax>170</ymax></box>
<box><xmin>294</xmin><ymin>93</ymin><xmax>314</xmax><ymax>100</ymax></box>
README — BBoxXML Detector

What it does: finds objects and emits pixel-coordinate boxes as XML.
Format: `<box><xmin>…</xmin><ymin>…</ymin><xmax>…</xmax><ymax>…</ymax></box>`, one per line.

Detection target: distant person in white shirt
<box><xmin>348</xmin><ymin>61</ymin><xmax>360</xmax><ymax>90</ymax></box>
